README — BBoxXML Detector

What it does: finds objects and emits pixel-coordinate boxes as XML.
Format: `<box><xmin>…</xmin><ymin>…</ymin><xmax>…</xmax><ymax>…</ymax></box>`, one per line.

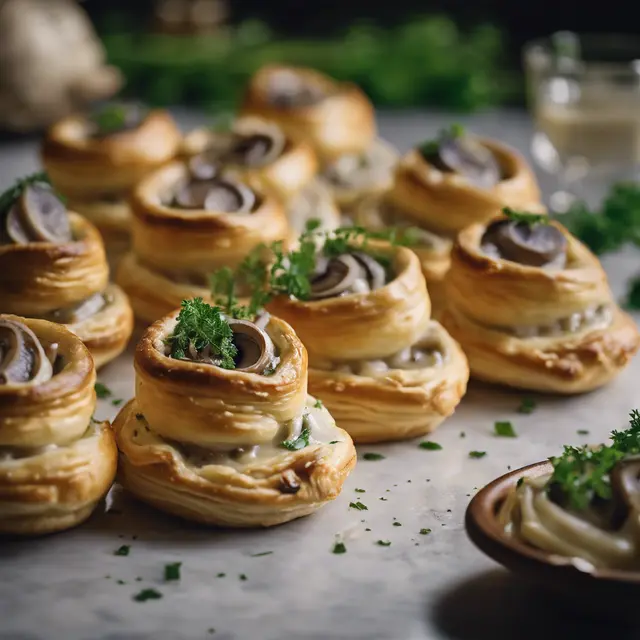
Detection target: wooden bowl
<box><xmin>465</xmin><ymin>461</ymin><xmax>640</xmax><ymax>616</ymax></box>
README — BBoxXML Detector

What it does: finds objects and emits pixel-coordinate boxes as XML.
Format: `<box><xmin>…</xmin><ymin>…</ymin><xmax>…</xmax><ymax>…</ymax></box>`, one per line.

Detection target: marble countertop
<box><xmin>1</xmin><ymin>110</ymin><xmax>639</xmax><ymax>640</ymax></box>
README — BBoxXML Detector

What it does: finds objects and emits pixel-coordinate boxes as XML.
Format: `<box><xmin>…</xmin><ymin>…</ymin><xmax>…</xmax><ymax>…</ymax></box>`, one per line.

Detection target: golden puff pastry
<box><xmin>117</xmin><ymin>162</ymin><xmax>289</xmax><ymax>325</ymax></box>
<box><xmin>268</xmin><ymin>244</ymin><xmax>468</xmax><ymax>442</ymax></box>
<box><xmin>441</xmin><ymin>216</ymin><xmax>640</xmax><ymax>393</ymax></box>
<box><xmin>0</xmin><ymin>179</ymin><xmax>133</xmax><ymax>368</ymax></box>
<box><xmin>353</xmin><ymin>192</ymin><xmax>453</xmax><ymax>313</ymax></box>
<box><xmin>390</xmin><ymin>129</ymin><xmax>542</xmax><ymax>237</ymax></box>
<box><xmin>41</xmin><ymin>104</ymin><xmax>181</xmax><ymax>266</ymax></box>
<box><xmin>181</xmin><ymin>116</ymin><xmax>318</xmax><ymax>201</ymax></box>
<box><xmin>321</xmin><ymin>138</ymin><xmax>399</xmax><ymax>214</ymax></box>
<box><xmin>0</xmin><ymin>316</ymin><xmax>117</xmax><ymax>535</ymax></box>
<box><xmin>240</xmin><ymin>64</ymin><xmax>375</xmax><ymax>162</ymax></box>
<box><xmin>114</xmin><ymin>305</ymin><xmax>356</xmax><ymax>527</ymax></box>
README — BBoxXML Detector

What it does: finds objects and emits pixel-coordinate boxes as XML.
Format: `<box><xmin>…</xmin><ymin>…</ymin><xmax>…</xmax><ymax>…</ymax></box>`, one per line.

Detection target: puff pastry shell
<box><xmin>268</xmin><ymin>246</ymin><xmax>468</xmax><ymax>442</ymax></box>
<box><xmin>0</xmin><ymin>316</ymin><xmax>117</xmax><ymax>535</ymax></box>
<box><xmin>114</xmin><ymin>312</ymin><xmax>356</xmax><ymax>527</ymax></box>
<box><xmin>240</xmin><ymin>65</ymin><xmax>375</xmax><ymax>161</ymax></box>
<box><xmin>441</xmin><ymin>220</ymin><xmax>640</xmax><ymax>393</ymax></box>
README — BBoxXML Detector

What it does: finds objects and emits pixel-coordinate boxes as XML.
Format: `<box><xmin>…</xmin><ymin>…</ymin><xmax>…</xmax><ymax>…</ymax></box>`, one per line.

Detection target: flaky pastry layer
<box><xmin>240</xmin><ymin>65</ymin><xmax>375</xmax><ymax>161</ymax></box>
<box><xmin>390</xmin><ymin>139</ymin><xmax>542</xmax><ymax>236</ymax></box>
<box><xmin>131</xmin><ymin>162</ymin><xmax>289</xmax><ymax>274</ymax></box>
<box><xmin>0</xmin><ymin>420</ymin><xmax>117</xmax><ymax>535</ymax></box>
<box><xmin>309</xmin><ymin>321</ymin><xmax>469</xmax><ymax>443</ymax></box>
<box><xmin>0</xmin><ymin>213</ymin><xmax>108</xmax><ymax>316</ymax></box>
<box><xmin>0</xmin><ymin>316</ymin><xmax>96</xmax><ymax>448</ymax></box>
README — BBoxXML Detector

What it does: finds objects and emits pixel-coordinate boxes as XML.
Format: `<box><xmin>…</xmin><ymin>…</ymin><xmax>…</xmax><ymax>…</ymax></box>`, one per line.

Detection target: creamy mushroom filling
<box><xmin>40</xmin><ymin>291</ymin><xmax>111</xmax><ymax>325</ymax></box>
<box><xmin>323</xmin><ymin>142</ymin><xmax>396</xmax><ymax>190</ymax></box>
<box><xmin>481</xmin><ymin>219</ymin><xmax>568</xmax><ymax>269</ymax></box>
<box><xmin>315</xmin><ymin>343</ymin><xmax>445</xmax><ymax>376</ymax></box>
<box><xmin>88</xmin><ymin>103</ymin><xmax>147</xmax><ymax>138</ymax></box>
<box><xmin>0</xmin><ymin>319</ymin><xmax>54</xmax><ymax>385</ymax></box>
<box><xmin>499</xmin><ymin>304</ymin><xmax>613</xmax><ymax>339</ymax></box>
<box><xmin>266</xmin><ymin>70</ymin><xmax>327</xmax><ymax>107</ymax></box>
<box><xmin>1</xmin><ymin>183</ymin><xmax>71</xmax><ymax>246</ymax></box>
<box><xmin>309</xmin><ymin>252</ymin><xmax>389</xmax><ymax>299</ymax></box>
<box><xmin>419</xmin><ymin>127</ymin><xmax>501</xmax><ymax>189</ymax></box>
<box><xmin>169</xmin><ymin>176</ymin><xmax>257</xmax><ymax>214</ymax></box>
<box><xmin>287</xmin><ymin>180</ymin><xmax>338</xmax><ymax>235</ymax></box>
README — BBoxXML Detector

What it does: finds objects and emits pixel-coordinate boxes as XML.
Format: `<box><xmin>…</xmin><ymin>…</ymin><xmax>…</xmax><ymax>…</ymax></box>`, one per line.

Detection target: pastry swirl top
<box><xmin>130</xmin><ymin>161</ymin><xmax>289</xmax><ymax>274</ymax></box>
<box><xmin>240</xmin><ymin>65</ymin><xmax>376</xmax><ymax>161</ymax></box>
<box><xmin>0</xmin><ymin>316</ymin><xmax>95</xmax><ymax>448</ymax></box>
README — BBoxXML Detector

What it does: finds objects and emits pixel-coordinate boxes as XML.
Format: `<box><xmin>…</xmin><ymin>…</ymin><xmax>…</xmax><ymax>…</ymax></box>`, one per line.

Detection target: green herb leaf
<box><xmin>377</xmin><ymin>540</ymin><xmax>391</xmax><ymax>546</ymax></box>
<box><xmin>459</xmin><ymin>431</ymin><xmax>466</xmax><ymax>438</ymax></box>
<box><xmin>419</xmin><ymin>441</ymin><xmax>442</xmax><ymax>450</ymax></box>
<box><xmin>494</xmin><ymin>421</ymin><xmax>517</xmax><ymax>438</ymax></box>
<box><xmin>112</xmin><ymin>398</ymin><xmax>123</xmax><ymax>407</ymax></box>
<box><xmin>577</xmin><ymin>429</ymin><xmax>590</xmax><ymax>435</ymax></box>
<box><xmin>502</xmin><ymin>207</ymin><xmax>549</xmax><ymax>226</ymax></box>
<box><xmin>216</xmin><ymin>573</ymin><xmax>226</xmax><ymax>578</ymax></box>
<box><xmin>392</xmin><ymin>522</ymin><xmax>402</xmax><ymax>527</ymax></box>
<box><xmin>239</xmin><ymin>574</ymin><xmax>248</xmax><ymax>581</ymax></box>
<box><xmin>329</xmin><ymin>440</ymin><xmax>340</xmax><ymax>444</ymax></box>
<box><xmin>281</xmin><ymin>421</ymin><xmax>311</xmax><ymax>451</ymax></box>
<box><xmin>114</xmin><ymin>545</ymin><xmax>130</xmax><ymax>556</ymax></box>
<box><xmin>625</xmin><ymin>276</ymin><xmax>640</xmax><ymax>310</ymax></box>
<box><xmin>419</xmin><ymin>528</ymin><xmax>432</xmax><ymax>535</ymax></box>
<box><xmin>313</xmin><ymin>399</ymin><xmax>324</xmax><ymax>409</ymax></box>
<box><xmin>95</xmin><ymin>382</ymin><xmax>112</xmax><ymax>399</ymax></box>
<box><xmin>332</xmin><ymin>542</ymin><xmax>346</xmax><ymax>554</ymax></box>
<box><xmin>92</xmin><ymin>104</ymin><xmax>128</xmax><ymax>134</ymax></box>
<box><xmin>469</xmin><ymin>451</ymin><xmax>487</xmax><ymax>459</ymax></box>
<box><xmin>166</xmin><ymin>298</ymin><xmax>237</xmax><ymax>369</ymax></box>
<box><xmin>362</xmin><ymin>453</ymin><xmax>385</xmax><ymax>461</ymax></box>
<box><xmin>133</xmin><ymin>588</ymin><xmax>163</xmax><ymax>602</ymax></box>
<box><xmin>250</xmin><ymin>551</ymin><xmax>273</xmax><ymax>557</ymax></box>
<box><xmin>517</xmin><ymin>397</ymin><xmax>537</xmax><ymax>414</ymax></box>
<box><xmin>164</xmin><ymin>562</ymin><xmax>182</xmax><ymax>581</ymax></box>
<box><xmin>354</xmin><ymin>488</ymin><xmax>365</xmax><ymax>493</ymax></box>
<box><xmin>349</xmin><ymin>501</ymin><xmax>368</xmax><ymax>511</ymax></box>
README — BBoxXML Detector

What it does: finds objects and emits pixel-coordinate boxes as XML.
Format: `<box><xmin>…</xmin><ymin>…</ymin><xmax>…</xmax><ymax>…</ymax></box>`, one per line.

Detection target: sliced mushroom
<box><xmin>482</xmin><ymin>220</ymin><xmax>567</xmax><ymax>268</ymax></box>
<box><xmin>173</xmin><ymin>178</ymin><xmax>256</xmax><ymax>214</ymax></box>
<box><xmin>0</xmin><ymin>319</ymin><xmax>52</xmax><ymax>385</ymax></box>
<box><xmin>229</xmin><ymin>319</ymin><xmax>276</xmax><ymax>374</ymax></box>
<box><xmin>224</xmin><ymin>131</ymin><xmax>285</xmax><ymax>167</ymax></box>
<box><xmin>267</xmin><ymin>70</ymin><xmax>326</xmax><ymax>108</ymax></box>
<box><xmin>46</xmin><ymin>293</ymin><xmax>106</xmax><ymax>324</ymax></box>
<box><xmin>309</xmin><ymin>254</ymin><xmax>361</xmax><ymax>299</ymax></box>
<box><xmin>5</xmin><ymin>203</ymin><xmax>32</xmax><ymax>244</ymax></box>
<box><xmin>610</xmin><ymin>456</ymin><xmax>640</xmax><ymax>527</ymax></box>
<box><xmin>20</xmin><ymin>185</ymin><xmax>71</xmax><ymax>243</ymax></box>
<box><xmin>386</xmin><ymin>345</ymin><xmax>444</xmax><ymax>370</ymax></box>
<box><xmin>188</xmin><ymin>154</ymin><xmax>219</xmax><ymax>181</ymax></box>
<box><xmin>352</xmin><ymin>252</ymin><xmax>387</xmax><ymax>290</ymax></box>
<box><xmin>279</xmin><ymin>468</ymin><xmax>301</xmax><ymax>494</ymax></box>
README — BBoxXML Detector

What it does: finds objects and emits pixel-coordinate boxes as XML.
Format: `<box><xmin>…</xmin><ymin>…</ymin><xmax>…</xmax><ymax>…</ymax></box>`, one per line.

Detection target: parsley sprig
<box><xmin>547</xmin><ymin>410</ymin><xmax>640</xmax><ymax>510</ymax></box>
<box><xmin>418</xmin><ymin>123</ymin><xmax>464</xmax><ymax>158</ymax></box>
<box><xmin>502</xmin><ymin>207</ymin><xmax>549</xmax><ymax>226</ymax></box>
<box><xmin>92</xmin><ymin>104</ymin><xmax>129</xmax><ymax>134</ymax></box>
<box><xmin>0</xmin><ymin>172</ymin><xmax>51</xmax><ymax>217</ymax></box>
<box><xmin>281</xmin><ymin>420</ymin><xmax>311</xmax><ymax>451</ymax></box>
<box><xmin>166</xmin><ymin>298</ymin><xmax>237</xmax><ymax>369</ymax></box>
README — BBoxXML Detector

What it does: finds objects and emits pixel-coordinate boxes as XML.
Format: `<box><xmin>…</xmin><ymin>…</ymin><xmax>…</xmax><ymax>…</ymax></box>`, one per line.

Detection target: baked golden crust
<box><xmin>390</xmin><ymin>139</ymin><xmax>543</xmax><ymax>236</ymax></box>
<box><xmin>268</xmin><ymin>246</ymin><xmax>431</xmax><ymax>361</ymax></box>
<box><xmin>268</xmin><ymin>245</ymin><xmax>468</xmax><ymax>442</ymax></box>
<box><xmin>240</xmin><ymin>65</ymin><xmax>375</xmax><ymax>161</ymax></box>
<box><xmin>441</xmin><ymin>220</ymin><xmax>640</xmax><ymax>393</ymax></box>
<box><xmin>42</xmin><ymin>109</ymin><xmax>181</xmax><ymax>201</ymax></box>
<box><xmin>130</xmin><ymin>162</ymin><xmax>289</xmax><ymax>274</ymax></box>
<box><xmin>0</xmin><ymin>420</ymin><xmax>117</xmax><ymax>535</ymax></box>
<box><xmin>0</xmin><ymin>213</ymin><xmax>108</xmax><ymax>316</ymax></box>
<box><xmin>0</xmin><ymin>317</ymin><xmax>95</xmax><ymax>448</ymax></box>
<box><xmin>114</xmin><ymin>311</ymin><xmax>356</xmax><ymax>527</ymax></box>
<box><xmin>181</xmin><ymin>117</ymin><xmax>318</xmax><ymax>200</ymax></box>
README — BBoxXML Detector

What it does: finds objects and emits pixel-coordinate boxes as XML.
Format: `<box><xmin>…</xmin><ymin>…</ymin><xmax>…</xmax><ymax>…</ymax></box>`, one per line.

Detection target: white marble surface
<box><xmin>1</xmin><ymin>111</ymin><xmax>639</xmax><ymax>640</ymax></box>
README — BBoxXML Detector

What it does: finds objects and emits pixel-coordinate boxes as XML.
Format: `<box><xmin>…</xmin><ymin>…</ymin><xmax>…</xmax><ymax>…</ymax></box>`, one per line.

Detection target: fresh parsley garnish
<box><xmin>0</xmin><ymin>172</ymin><xmax>52</xmax><ymax>217</ymax></box>
<box><xmin>166</xmin><ymin>298</ymin><xmax>237</xmax><ymax>369</ymax></box>
<box><xmin>281</xmin><ymin>421</ymin><xmax>311</xmax><ymax>451</ymax></box>
<box><xmin>112</xmin><ymin>398</ymin><xmax>123</xmax><ymax>407</ymax></box>
<box><xmin>349</xmin><ymin>501</ymin><xmax>368</xmax><ymax>511</ymax></box>
<box><xmin>216</xmin><ymin>573</ymin><xmax>226</xmax><ymax>578</ymax></box>
<box><xmin>329</xmin><ymin>440</ymin><xmax>340</xmax><ymax>444</ymax></box>
<box><xmin>362</xmin><ymin>453</ymin><xmax>385</xmax><ymax>461</ymax></box>
<box><xmin>133</xmin><ymin>588</ymin><xmax>163</xmax><ymax>602</ymax></box>
<box><xmin>418</xmin><ymin>123</ymin><xmax>464</xmax><ymax>158</ymax></box>
<box><xmin>469</xmin><ymin>451</ymin><xmax>487</xmax><ymax>459</ymax></box>
<box><xmin>332</xmin><ymin>542</ymin><xmax>347</xmax><ymax>554</ymax></box>
<box><xmin>419</xmin><ymin>441</ymin><xmax>442</xmax><ymax>450</ymax></box>
<box><xmin>577</xmin><ymin>429</ymin><xmax>590</xmax><ymax>435</ymax></box>
<box><xmin>502</xmin><ymin>207</ymin><xmax>549</xmax><ymax>226</ymax></box>
<box><xmin>354</xmin><ymin>488</ymin><xmax>365</xmax><ymax>493</ymax></box>
<box><xmin>494</xmin><ymin>421</ymin><xmax>517</xmax><ymax>438</ymax></box>
<box><xmin>92</xmin><ymin>104</ymin><xmax>128</xmax><ymax>134</ymax></box>
<box><xmin>377</xmin><ymin>540</ymin><xmax>392</xmax><ymax>546</ymax></box>
<box><xmin>114</xmin><ymin>545</ymin><xmax>130</xmax><ymax>556</ymax></box>
<box><xmin>419</xmin><ymin>528</ymin><xmax>432</xmax><ymax>535</ymax></box>
<box><xmin>392</xmin><ymin>522</ymin><xmax>402</xmax><ymax>527</ymax></box>
<box><xmin>518</xmin><ymin>398</ymin><xmax>537</xmax><ymax>414</ymax></box>
<box><xmin>95</xmin><ymin>382</ymin><xmax>112</xmax><ymax>399</ymax></box>
<box><xmin>313</xmin><ymin>399</ymin><xmax>324</xmax><ymax>409</ymax></box>
<box><xmin>250</xmin><ymin>551</ymin><xmax>273</xmax><ymax>557</ymax></box>
<box><xmin>164</xmin><ymin>562</ymin><xmax>182</xmax><ymax>581</ymax></box>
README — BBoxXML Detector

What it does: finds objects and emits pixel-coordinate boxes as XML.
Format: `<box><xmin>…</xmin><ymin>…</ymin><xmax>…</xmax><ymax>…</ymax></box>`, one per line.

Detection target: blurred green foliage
<box><xmin>102</xmin><ymin>16</ymin><xmax>515</xmax><ymax>111</ymax></box>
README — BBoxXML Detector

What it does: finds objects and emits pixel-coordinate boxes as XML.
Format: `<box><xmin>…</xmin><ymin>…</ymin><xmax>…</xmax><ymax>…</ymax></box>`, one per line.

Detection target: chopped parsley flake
<box><xmin>281</xmin><ymin>422</ymin><xmax>311</xmax><ymax>451</ymax></box>
<box><xmin>354</xmin><ymin>488</ymin><xmax>365</xmax><ymax>493</ymax></box>
<box><xmin>329</xmin><ymin>440</ymin><xmax>340</xmax><ymax>444</ymax></box>
<box><xmin>518</xmin><ymin>397</ymin><xmax>537</xmax><ymax>414</ymax></box>
<box><xmin>216</xmin><ymin>573</ymin><xmax>226</xmax><ymax>578</ymax></box>
<box><xmin>362</xmin><ymin>452</ymin><xmax>385</xmax><ymax>461</ymax></box>
<box><xmin>577</xmin><ymin>429</ymin><xmax>590</xmax><ymax>435</ymax></box>
<box><xmin>95</xmin><ymin>382</ymin><xmax>112</xmax><ymax>399</ymax></box>
<box><xmin>111</xmin><ymin>398</ymin><xmax>124</xmax><ymax>407</ymax></box>
<box><xmin>313</xmin><ymin>399</ymin><xmax>324</xmax><ymax>409</ymax></box>
<box><xmin>114</xmin><ymin>545</ymin><xmax>130</xmax><ymax>556</ymax></box>
<box><xmin>239</xmin><ymin>574</ymin><xmax>248</xmax><ymax>581</ymax></box>
<box><xmin>502</xmin><ymin>207</ymin><xmax>549</xmax><ymax>226</ymax></box>
<box><xmin>494</xmin><ymin>421</ymin><xmax>517</xmax><ymax>438</ymax></box>
<box><xmin>332</xmin><ymin>542</ymin><xmax>347</xmax><ymax>554</ymax></box>
<box><xmin>393</xmin><ymin>522</ymin><xmax>402</xmax><ymax>527</ymax></box>
<box><xmin>419</xmin><ymin>441</ymin><xmax>442</xmax><ymax>450</ymax></box>
<box><xmin>133</xmin><ymin>588</ymin><xmax>163</xmax><ymax>602</ymax></box>
<box><xmin>469</xmin><ymin>451</ymin><xmax>487</xmax><ymax>459</ymax></box>
<box><xmin>419</xmin><ymin>528</ymin><xmax>432</xmax><ymax>535</ymax></box>
<box><xmin>349</xmin><ymin>501</ymin><xmax>368</xmax><ymax>511</ymax></box>
<box><xmin>164</xmin><ymin>562</ymin><xmax>182</xmax><ymax>581</ymax></box>
<box><xmin>377</xmin><ymin>540</ymin><xmax>391</xmax><ymax>547</ymax></box>
<box><xmin>250</xmin><ymin>551</ymin><xmax>273</xmax><ymax>557</ymax></box>
<box><xmin>460</xmin><ymin>431</ymin><xmax>466</xmax><ymax>438</ymax></box>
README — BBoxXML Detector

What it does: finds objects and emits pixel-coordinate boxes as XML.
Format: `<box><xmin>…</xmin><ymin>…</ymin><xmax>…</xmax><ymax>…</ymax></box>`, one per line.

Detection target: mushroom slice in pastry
<box><xmin>181</xmin><ymin>117</ymin><xmax>318</xmax><ymax>200</ymax></box>
<box><xmin>41</xmin><ymin>103</ymin><xmax>181</xmax><ymax>266</ymax></box>
<box><xmin>441</xmin><ymin>214</ymin><xmax>640</xmax><ymax>393</ymax></box>
<box><xmin>267</xmin><ymin>243</ymin><xmax>468</xmax><ymax>442</ymax></box>
<box><xmin>118</xmin><ymin>162</ymin><xmax>289</xmax><ymax>324</ymax></box>
<box><xmin>0</xmin><ymin>316</ymin><xmax>116</xmax><ymax>535</ymax></box>
<box><xmin>390</xmin><ymin>125</ymin><xmax>543</xmax><ymax>237</ymax></box>
<box><xmin>240</xmin><ymin>65</ymin><xmax>376</xmax><ymax>161</ymax></box>
<box><xmin>113</xmin><ymin>302</ymin><xmax>356</xmax><ymax>527</ymax></box>
<box><xmin>0</xmin><ymin>175</ymin><xmax>133</xmax><ymax>368</ymax></box>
